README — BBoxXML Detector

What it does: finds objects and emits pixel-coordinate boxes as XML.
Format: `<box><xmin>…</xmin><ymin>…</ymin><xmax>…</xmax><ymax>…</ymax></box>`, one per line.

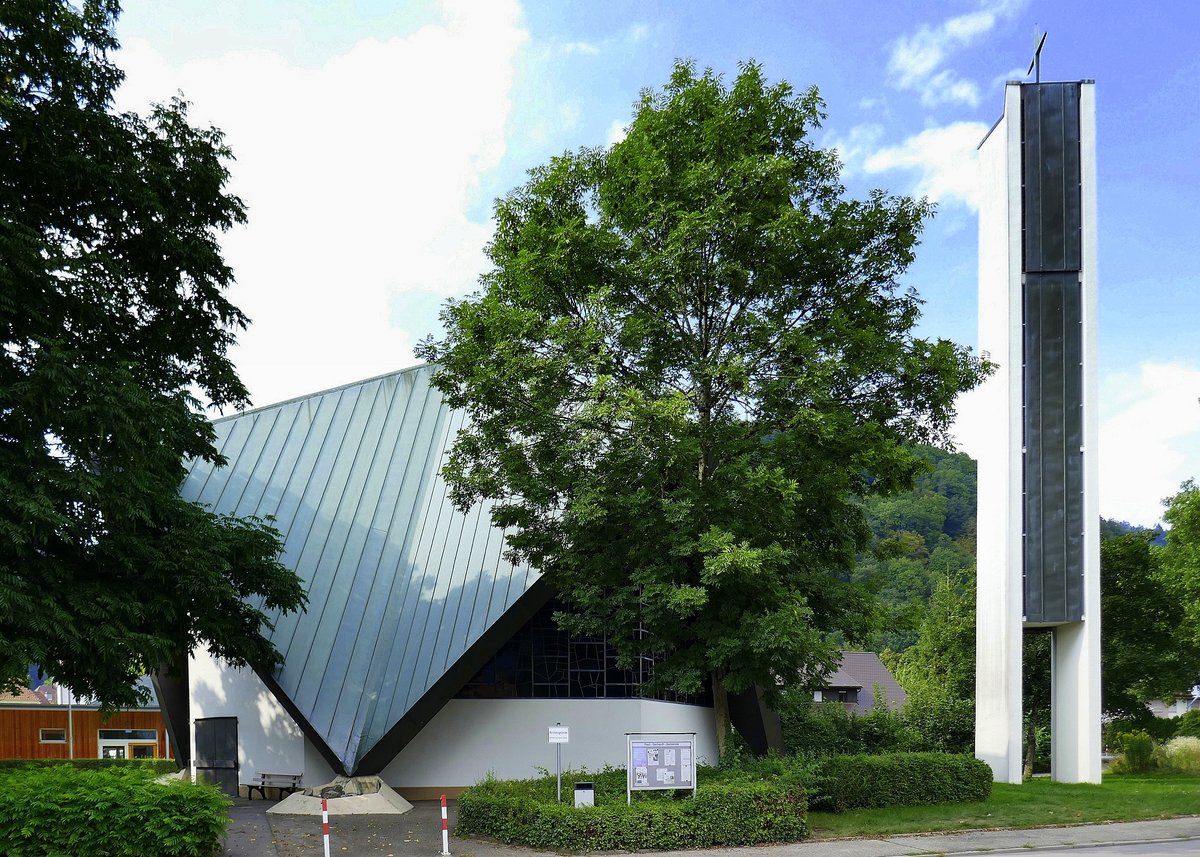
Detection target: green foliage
<box><xmin>456</xmin><ymin>767</ymin><xmax>808</xmax><ymax>850</ymax></box>
<box><xmin>810</xmin><ymin>752</ymin><xmax>992</xmax><ymax>812</ymax></box>
<box><xmin>1173</xmin><ymin>709</ymin><xmax>1200</xmax><ymax>738</ymax></box>
<box><xmin>1159</xmin><ymin>481</ymin><xmax>1200</xmax><ymax>674</ymax></box>
<box><xmin>417</xmin><ymin>59</ymin><xmax>987</xmax><ymax>711</ymax></box>
<box><xmin>884</xmin><ymin>573</ymin><xmax>976</xmax><ymax>752</ymax></box>
<box><xmin>1101</xmin><ymin>531</ymin><xmax>1200</xmax><ymax>717</ymax></box>
<box><xmin>1154</xmin><ymin>737</ymin><xmax>1200</xmax><ymax>774</ymax></box>
<box><xmin>0</xmin><ymin>765</ymin><xmax>228</xmax><ymax>856</ymax></box>
<box><xmin>1111</xmin><ymin>730</ymin><xmax>1157</xmax><ymax>774</ymax></box>
<box><xmin>0</xmin><ymin>1</ymin><xmax>305</xmax><ymax>704</ymax></box>
<box><xmin>779</xmin><ymin>698</ymin><xmax>918</xmax><ymax>757</ymax></box>
<box><xmin>0</xmin><ymin>758</ymin><xmax>177</xmax><ymax>774</ymax></box>
<box><xmin>1103</xmin><ymin>715</ymin><xmax>1177</xmax><ymax>752</ymax></box>
<box><xmin>854</xmin><ymin>446</ymin><xmax>977</xmax><ymax>652</ymax></box>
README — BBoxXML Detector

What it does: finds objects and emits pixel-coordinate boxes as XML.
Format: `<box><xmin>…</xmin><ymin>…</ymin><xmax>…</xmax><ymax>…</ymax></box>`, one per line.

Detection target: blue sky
<box><xmin>112</xmin><ymin>0</ymin><xmax>1200</xmax><ymax>527</ymax></box>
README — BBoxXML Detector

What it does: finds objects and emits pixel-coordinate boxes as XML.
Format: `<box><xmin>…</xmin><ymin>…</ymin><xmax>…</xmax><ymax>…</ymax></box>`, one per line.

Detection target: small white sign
<box><xmin>548</xmin><ymin>726</ymin><xmax>569</xmax><ymax>744</ymax></box>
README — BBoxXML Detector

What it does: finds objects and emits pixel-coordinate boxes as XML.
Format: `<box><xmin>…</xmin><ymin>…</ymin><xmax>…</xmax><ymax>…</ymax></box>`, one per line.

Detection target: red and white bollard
<box><xmin>321</xmin><ymin>797</ymin><xmax>331</xmax><ymax>857</ymax></box>
<box><xmin>440</xmin><ymin>793</ymin><xmax>451</xmax><ymax>855</ymax></box>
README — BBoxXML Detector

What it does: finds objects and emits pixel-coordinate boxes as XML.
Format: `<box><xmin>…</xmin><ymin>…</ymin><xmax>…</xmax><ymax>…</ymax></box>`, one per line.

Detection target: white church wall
<box><xmin>379</xmin><ymin>698</ymin><xmax>717</xmax><ymax>789</ymax></box>
<box><xmin>189</xmin><ymin>647</ymin><xmax>309</xmax><ymax>785</ymax></box>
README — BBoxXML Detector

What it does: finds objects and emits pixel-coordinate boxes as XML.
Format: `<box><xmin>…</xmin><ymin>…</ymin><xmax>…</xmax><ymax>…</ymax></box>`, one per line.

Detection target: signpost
<box><xmin>626</xmin><ymin>733</ymin><xmax>696</xmax><ymax>805</ymax></box>
<box><xmin>549</xmin><ymin>723</ymin><xmax>569</xmax><ymax>802</ymax></box>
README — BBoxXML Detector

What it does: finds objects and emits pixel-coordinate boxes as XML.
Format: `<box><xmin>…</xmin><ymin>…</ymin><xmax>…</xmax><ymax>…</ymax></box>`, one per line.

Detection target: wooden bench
<box><xmin>245</xmin><ymin>772</ymin><xmax>303</xmax><ymax>800</ymax></box>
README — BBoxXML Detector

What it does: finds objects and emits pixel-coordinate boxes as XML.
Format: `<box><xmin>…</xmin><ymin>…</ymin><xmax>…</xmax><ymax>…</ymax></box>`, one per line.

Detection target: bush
<box><xmin>810</xmin><ymin>752</ymin><xmax>992</xmax><ymax>812</ymax></box>
<box><xmin>1173</xmin><ymin>709</ymin><xmax>1200</xmax><ymax>739</ymax></box>
<box><xmin>456</xmin><ymin>767</ymin><xmax>808</xmax><ymax>850</ymax></box>
<box><xmin>0</xmin><ymin>758</ymin><xmax>178</xmax><ymax>775</ymax></box>
<box><xmin>900</xmin><ymin>691</ymin><xmax>975</xmax><ymax>754</ymax></box>
<box><xmin>1154</xmin><ymin>736</ymin><xmax>1200</xmax><ymax>774</ymax></box>
<box><xmin>1104</xmin><ymin>715</ymin><xmax>1175</xmax><ymax>751</ymax></box>
<box><xmin>1111</xmin><ymin>730</ymin><xmax>1157</xmax><ymax>774</ymax></box>
<box><xmin>0</xmin><ymin>765</ymin><xmax>228</xmax><ymax>856</ymax></box>
<box><xmin>779</xmin><ymin>697</ymin><xmax>919</xmax><ymax>757</ymax></box>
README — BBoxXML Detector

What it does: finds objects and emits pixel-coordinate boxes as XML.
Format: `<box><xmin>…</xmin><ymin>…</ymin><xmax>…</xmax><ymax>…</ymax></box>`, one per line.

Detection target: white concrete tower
<box><xmin>975</xmin><ymin>80</ymin><xmax>1100</xmax><ymax>784</ymax></box>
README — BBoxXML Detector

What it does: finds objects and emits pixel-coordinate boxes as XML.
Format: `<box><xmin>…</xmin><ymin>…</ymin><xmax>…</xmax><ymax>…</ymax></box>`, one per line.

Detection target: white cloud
<box><xmin>824</xmin><ymin>123</ymin><xmax>884</xmax><ymax>175</ymax></box>
<box><xmin>863</xmin><ymin>121</ymin><xmax>988</xmax><ymax>209</ymax></box>
<box><xmin>921</xmin><ymin>70</ymin><xmax>980</xmax><ymax>108</ymax></box>
<box><xmin>113</xmin><ymin>0</ymin><xmax>528</xmax><ymax>408</ymax></box>
<box><xmin>1099</xmin><ymin>362</ymin><xmax>1200</xmax><ymax>526</ymax></box>
<box><xmin>955</xmin><ymin>362</ymin><xmax>1200</xmax><ymax>527</ymax></box>
<box><xmin>888</xmin><ymin>1</ymin><xmax>1023</xmax><ymax>108</ymax></box>
<box><xmin>561</xmin><ymin>40</ymin><xmax>600</xmax><ymax>55</ymax></box>
<box><xmin>606</xmin><ymin>119</ymin><xmax>628</xmax><ymax>146</ymax></box>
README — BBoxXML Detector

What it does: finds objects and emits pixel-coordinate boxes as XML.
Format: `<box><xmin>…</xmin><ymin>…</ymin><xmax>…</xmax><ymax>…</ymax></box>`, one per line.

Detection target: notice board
<box><xmin>626</xmin><ymin>733</ymin><xmax>696</xmax><ymax>801</ymax></box>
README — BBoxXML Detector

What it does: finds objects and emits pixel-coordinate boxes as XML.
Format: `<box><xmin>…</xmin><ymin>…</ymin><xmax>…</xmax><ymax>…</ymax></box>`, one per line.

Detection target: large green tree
<box><xmin>417</xmin><ymin>61</ymin><xmax>987</xmax><ymax>746</ymax></box>
<box><xmin>1103</xmin><ymin>528</ymin><xmax>1199</xmax><ymax>717</ymax></box>
<box><xmin>0</xmin><ymin>0</ymin><xmax>304</xmax><ymax>707</ymax></box>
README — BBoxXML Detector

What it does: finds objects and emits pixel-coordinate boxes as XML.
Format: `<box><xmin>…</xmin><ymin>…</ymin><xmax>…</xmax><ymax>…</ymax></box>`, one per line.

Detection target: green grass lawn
<box><xmin>807</xmin><ymin>774</ymin><xmax>1200</xmax><ymax>838</ymax></box>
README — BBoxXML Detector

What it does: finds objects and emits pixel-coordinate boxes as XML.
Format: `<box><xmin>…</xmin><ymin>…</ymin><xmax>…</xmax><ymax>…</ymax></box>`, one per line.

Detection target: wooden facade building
<box><xmin>0</xmin><ymin>704</ymin><xmax>170</xmax><ymax>761</ymax></box>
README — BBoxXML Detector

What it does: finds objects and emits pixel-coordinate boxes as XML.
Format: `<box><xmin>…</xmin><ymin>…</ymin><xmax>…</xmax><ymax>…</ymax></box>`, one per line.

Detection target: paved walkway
<box><xmin>223</xmin><ymin>799</ymin><xmax>1200</xmax><ymax>857</ymax></box>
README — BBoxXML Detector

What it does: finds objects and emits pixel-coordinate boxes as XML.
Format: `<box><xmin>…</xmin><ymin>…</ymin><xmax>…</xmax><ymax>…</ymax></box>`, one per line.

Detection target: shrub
<box><xmin>0</xmin><ymin>758</ymin><xmax>178</xmax><ymax>775</ymax></box>
<box><xmin>810</xmin><ymin>752</ymin><xmax>992</xmax><ymax>812</ymax></box>
<box><xmin>1104</xmin><ymin>715</ymin><xmax>1175</xmax><ymax>751</ymax></box>
<box><xmin>1110</xmin><ymin>730</ymin><xmax>1157</xmax><ymax>774</ymax></box>
<box><xmin>1173</xmin><ymin>709</ymin><xmax>1200</xmax><ymax>739</ymax></box>
<box><xmin>1154</xmin><ymin>736</ymin><xmax>1200</xmax><ymax>774</ymax></box>
<box><xmin>779</xmin><ymin>697</ymin><xmax>918</xmax><ymax>757</ymax></box>
<box><xmin>779</xmin><ymin>697</ymin><xmax>857</xmax><ymax>756</ymax></box>
<box><xmin>900</xmin><ymin>690</ymin><xmax>974</xmax><ymax>754</ymax></box>
<box><xmin>456</xmin><ymin>767</ymin><xmax>807</xmax><ymax>850</ymax></box>
<box><xmin>0</xmin><ymin>765</ymin><xmax>228</xmax><ymax>856</ymax></box>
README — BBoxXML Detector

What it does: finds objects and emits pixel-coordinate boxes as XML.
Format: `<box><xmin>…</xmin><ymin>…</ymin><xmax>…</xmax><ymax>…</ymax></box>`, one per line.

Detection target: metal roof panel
<box><xmin>179</xmin><ymin>364</ymin><xmax>537</xmax><ymax>773</ymax></box>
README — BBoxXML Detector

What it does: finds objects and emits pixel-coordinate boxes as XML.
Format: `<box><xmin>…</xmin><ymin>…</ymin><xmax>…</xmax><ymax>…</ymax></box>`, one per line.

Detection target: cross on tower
<box><xmin>1027</xmin><ymin>29</ymin><xmax>1048</xmax><ymax>83</ymax></box>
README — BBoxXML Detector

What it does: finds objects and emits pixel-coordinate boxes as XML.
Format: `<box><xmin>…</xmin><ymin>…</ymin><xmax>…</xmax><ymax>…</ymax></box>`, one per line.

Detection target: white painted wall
<box><xmin>380</xmin><ymin>698</ymin><xmax>717</xmax><ymax>788</ymax></box>
<box><xmin>974</xmin><ymin>81</ymin><xmax>1025</xmax><ymax>785</ymax></box>
<box><xmin>189</xmin><ymin>647</ymin><xmax>309</xmax><ymax>784</ymax></box>
<box><xmin>1051</xmin><ymin>81</ymin><xmax>1102</xmax><ymax>785</ymax></box>
<box><xmin>193</xmin><ymin>650</ymin><xmax>716</xmax><ymax>789</ymax></box>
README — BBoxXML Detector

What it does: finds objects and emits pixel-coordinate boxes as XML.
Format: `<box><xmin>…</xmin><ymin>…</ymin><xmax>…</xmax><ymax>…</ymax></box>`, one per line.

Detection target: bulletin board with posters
<box><xmin>625</xmin><ymin>733</ymin><xmax>696</xmax><ymax>803</ymax></box>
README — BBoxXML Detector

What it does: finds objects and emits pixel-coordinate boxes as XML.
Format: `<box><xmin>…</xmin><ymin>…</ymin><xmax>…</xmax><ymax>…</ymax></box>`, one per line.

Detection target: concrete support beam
<box><xmin>975</xmin><ymin>82</ymin><xmax>1025</xmax><ymax>785</ymax></box>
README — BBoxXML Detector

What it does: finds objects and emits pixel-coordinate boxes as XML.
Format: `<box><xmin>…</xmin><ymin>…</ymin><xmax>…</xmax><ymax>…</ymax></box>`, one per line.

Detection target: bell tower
<box><xmin>974</xmin><ymin>76</ymin><xmax>1101</xmax><ymax>784</ymax></box>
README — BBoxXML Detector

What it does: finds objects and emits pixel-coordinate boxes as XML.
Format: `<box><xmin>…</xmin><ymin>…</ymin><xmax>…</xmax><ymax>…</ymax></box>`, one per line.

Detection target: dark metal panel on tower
<box><xmin>1021</xmin><ymin>81</ymin><xmax>1085</xmax><ymax>625</ymax></box>
<box><xmin>1022</xmin><ymin>83</ymin><xmax>1082</xmax><ymax>274</ymax></box>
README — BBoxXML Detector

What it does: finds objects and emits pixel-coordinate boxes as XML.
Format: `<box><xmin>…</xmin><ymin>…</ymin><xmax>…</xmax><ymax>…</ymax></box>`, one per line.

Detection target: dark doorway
<box><xmin>195</xmin><ymin>716</ymin><xmax>239</xmax><ymax>796</ymax></box>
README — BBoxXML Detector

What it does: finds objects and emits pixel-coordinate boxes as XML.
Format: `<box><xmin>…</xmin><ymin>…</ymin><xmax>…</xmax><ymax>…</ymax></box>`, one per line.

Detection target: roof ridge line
<box><xmin>209</xmin><ymin>363</ymin><xmax>431</xmax><ymax>424</ymax></box>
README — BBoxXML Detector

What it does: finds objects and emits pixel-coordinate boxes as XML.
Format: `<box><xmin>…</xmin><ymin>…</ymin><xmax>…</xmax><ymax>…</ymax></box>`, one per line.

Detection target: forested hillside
<box><xmin>862</xmin><ymin>448</ymin><xmax>1200</xmax><ymax>730</ymax></box>
<box><xmin>854</xmin><ymin>445</ymin><xmax>978</xmax><ymax>652</ymax></box>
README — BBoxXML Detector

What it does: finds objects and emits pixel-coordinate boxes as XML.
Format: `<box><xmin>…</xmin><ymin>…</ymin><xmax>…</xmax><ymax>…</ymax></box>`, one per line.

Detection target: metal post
<box><xmin>556</xmin><ymin>722</ymin><xmax>562</xmax><ymax>803</ymax></box>
<box><xmin>626</xmin><ymin>734</ymin><xmax>632</xmax><ymax>806</ymax></box>
<box><xmin>321</xmin><ymin>797</ymin><xmax>331</xmax><ymax>857</ymax></box>
<box><xmin>67</xmin><ymin>689</ymin><xmax>74</xmax><ymax>760</ymax></box>
<box><xmin>440</xmin><ymin>794</ymin><xmax>450</xmax><ymax>855</ymax></box>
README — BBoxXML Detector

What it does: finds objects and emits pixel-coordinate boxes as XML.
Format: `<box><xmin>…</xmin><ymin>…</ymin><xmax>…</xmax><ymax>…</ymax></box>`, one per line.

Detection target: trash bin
<box><xmin>573</xmin><ymin>781</ymin><xmax>595</xmax><ymax>807</ymax></box>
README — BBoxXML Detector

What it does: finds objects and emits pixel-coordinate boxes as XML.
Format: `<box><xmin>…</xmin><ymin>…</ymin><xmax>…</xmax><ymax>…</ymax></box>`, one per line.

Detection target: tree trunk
<box><xmin>712</xmin><ymin>670</ymin><xmax>729</xmax><ymax>763</ymax></box>
<box><xmin>1023</xmin><ymin>715</ymin><xmax>1037</xmax><ymax>780</ymax></box>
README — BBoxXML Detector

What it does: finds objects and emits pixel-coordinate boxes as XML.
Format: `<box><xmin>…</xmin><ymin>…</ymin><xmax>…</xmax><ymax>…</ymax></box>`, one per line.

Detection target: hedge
<box><xmin>0</xmin><ymin>765</ymin><xmax>228</xmax><ymax>857</ymax></box>
<box><xmin>0</xmin><ymin>758</ymin><xmax>178</xmax><ymax>775</ymax></box>
<box><xmin>811</xmin><ymin>752</ymin><xmax>992</xmax><ymax>812</ymax></box>
<box><xmin>456</xmin><ymin>769</ymin><xmax>807</xmax><ymax>850</ymax></box>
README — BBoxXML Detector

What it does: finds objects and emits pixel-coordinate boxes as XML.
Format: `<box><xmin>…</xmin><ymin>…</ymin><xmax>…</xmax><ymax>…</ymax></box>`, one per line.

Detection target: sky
<box><xmin>110</xmin><ymin>0</ymin><xmax>1200</xmax><ymax>528</ymax></box>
